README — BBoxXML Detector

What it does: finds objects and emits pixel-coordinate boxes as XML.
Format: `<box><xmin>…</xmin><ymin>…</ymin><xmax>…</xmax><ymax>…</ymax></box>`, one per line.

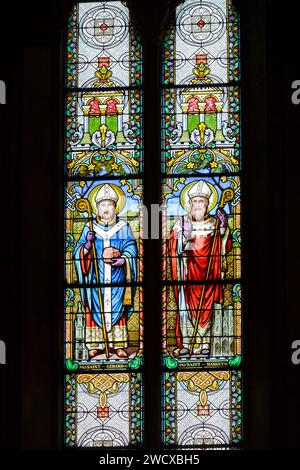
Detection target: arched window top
<box><xmin>67</xmin><ymin>1</ymin><xmax>142</xmax><ymax>89</ymax></box>
<box><xmin>163</xmin><ymin>0</ymin><xmax>240</xmax><ymax>87</ymax></box>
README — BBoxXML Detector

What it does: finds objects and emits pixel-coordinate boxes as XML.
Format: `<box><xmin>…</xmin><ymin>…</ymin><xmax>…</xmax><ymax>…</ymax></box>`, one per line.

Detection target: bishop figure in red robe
<box><xmin>168</xmin><ymin>180</ymin><xmax>232</xmax><ymax>357</ymax></box>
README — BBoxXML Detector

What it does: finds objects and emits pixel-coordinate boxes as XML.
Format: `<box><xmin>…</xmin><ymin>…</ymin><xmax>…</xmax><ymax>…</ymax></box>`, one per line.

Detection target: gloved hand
<box><xmin>180</xmin><ymin>216</ymin><xmax>192</xmax><ymax>240</ymax></box>
<box><xmin>84</xmin><ymin>231</ymin><xmax>96</xmax><ymax>250</ymax></box>
<box><xmin>111</xmin><ymin>257</ymin><xmax>125</xmax><ymax>267</ymax></box>
<box><xmin>216</xmin><ymin>208</ymin><xmax>228</xmax><ymax>229</ymax></box>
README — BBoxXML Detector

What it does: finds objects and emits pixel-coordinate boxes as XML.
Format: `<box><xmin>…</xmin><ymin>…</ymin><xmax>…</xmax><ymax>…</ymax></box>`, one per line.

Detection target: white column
<box><xmin>116</xmin><ymin>104</ymin><xmax>126</xmax><ymax>143</ymax></box>
<box><xmin>199</xmin><ymin>104</ymin><xmax>206</xmax><ymax>123</ymax></box>
<box><xmin>181</xmin><ymin>103</ymin><xmax>188</xmax><ymax>130</ymax></box>
<box><xmin>215</xmin><ymin>103</ymin><xmax>225</xmax><ymax>141</ymax></box>
<box><xmin>99</xmin><ymin>105</ymin><xmax>106</xmax><ymax>125</ymax></box>
<box><xmin>116</xmin><ymin>104</ymin><xmax>123</xmax><ymax>130</ymax></box>
<box><xmin>81</xmin><ymin>105</ymin><xmax>92</xmax><ymax>144</ymax></box>
<box><xmin>180</xmin><ymin>103</ymin><xmax>190</xmax><ymax>143</ymax></box>
<box><xmin>82</xmin><ymin>105</ymin><xmax>90</xmax><ymax>133</ymax></box>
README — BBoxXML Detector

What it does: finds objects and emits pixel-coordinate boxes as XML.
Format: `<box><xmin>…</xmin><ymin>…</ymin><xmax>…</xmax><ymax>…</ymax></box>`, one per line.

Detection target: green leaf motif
<box><xmin>128</xmin><ymin>355</ymin><xmax>143</xmax><ymax>370</ymax></box>
<box><xmin>66</xmin><ymin>300</ymin><xmax>74</xmax><ymax>307</ymax></box>
<box><xmin>164</xmin><ymin>355</ymin><xmax>178</xmax><ymax>369</ymax></box>
<box><xmin>66</xmin><ymin>359</ymin><xmax>79</xmax><ymax>371</ymax></box>
<box><xmin>228</xmin><ymin>355</ymin><xmax>242</xmax><ymax>368</ymax></box>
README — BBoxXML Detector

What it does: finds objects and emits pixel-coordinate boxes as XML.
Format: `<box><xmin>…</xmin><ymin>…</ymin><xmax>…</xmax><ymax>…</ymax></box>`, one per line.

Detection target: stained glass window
<box><xmin>161</xmin><ymin>0</ymin><xmax>242</xmax><ymax>449</ymax></box>
<box><xmin>64</xmin><ymin>1</ymin><xmax>143</xmax><ymax>447</ymax></box>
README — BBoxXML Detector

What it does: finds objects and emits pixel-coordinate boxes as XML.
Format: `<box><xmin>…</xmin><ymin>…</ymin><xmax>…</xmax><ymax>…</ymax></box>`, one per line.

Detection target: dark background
<box><xmin>0</xmin><ymin>0</ymin><xmax>299</xmax><ymax>450</ymax></box>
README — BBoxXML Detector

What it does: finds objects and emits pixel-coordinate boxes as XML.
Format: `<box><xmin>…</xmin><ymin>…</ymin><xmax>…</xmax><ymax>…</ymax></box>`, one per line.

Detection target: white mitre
<box><xmin>95</xmin><ymin>184</ymin><xmax>119</xmax><ymax>204</ymax></box>
<box><xmin>188</xmin><ymin>180</ymin><xmax>212</xmax><ymax>201</ymax></box>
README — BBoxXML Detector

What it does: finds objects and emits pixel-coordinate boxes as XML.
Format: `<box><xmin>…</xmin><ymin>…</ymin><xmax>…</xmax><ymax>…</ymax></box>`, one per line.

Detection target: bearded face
<box><xmin>189</xmin><ymin>196</ymin><xmax>209</xmax><ymax>221</ymax></box>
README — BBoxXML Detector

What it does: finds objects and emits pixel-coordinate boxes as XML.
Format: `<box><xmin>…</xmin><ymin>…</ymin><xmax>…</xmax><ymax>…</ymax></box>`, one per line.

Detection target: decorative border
<box><xmin>66</xmin><ymin>4</ymin><xmax>78</xmax><ymax>89</ymax></box>
<box><xmin>228</xmin><ymin>0</ymin><xmax>240</xmax><ymax>83</ymax></box>
<box><xmin>130</xmin><ymin>372</ymin><xmax>143</xmax><ymax>444</ymax></box>
<box><xmin>162</xmin><ymin>27</ymin><xmax>175</xmax><ymax>85</ymax></box>
<box><xmin>162</xmin><ymin>372</ymin><xmax>176</xmax><ymax>445</ymax></box>
<box><xmin>130</xmin><ymin>27</ymin><xmax>143</xmax><ymax>86</ymax></box>
<box><xmin>65</xmin><ymin>374</ymin><xmax>77</xmax><ymax>447</ymax></box>
<box><xmin>231</xmin><ymin>370</ymin><xmax>242</xmax><ymax>442</ymax></box>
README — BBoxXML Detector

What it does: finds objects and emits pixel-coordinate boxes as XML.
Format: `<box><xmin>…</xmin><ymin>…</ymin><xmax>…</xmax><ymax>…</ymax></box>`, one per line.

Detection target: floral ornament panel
<box><xmin>162</xmin><ymin>370</ymin><xmax>242</xmax><ymax>447</ymax></box>
<box><xmin>65</xmin><ymin>373</ymin><xmax>143</xmax><ymax>447</ymax></box>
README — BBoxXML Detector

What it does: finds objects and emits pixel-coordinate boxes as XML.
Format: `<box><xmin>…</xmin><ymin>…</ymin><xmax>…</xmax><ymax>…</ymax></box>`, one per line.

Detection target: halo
<box><xmin>179</xmin><ymin>180</ymin><xmax>219</xmax><ymax>213</ymax></box>
<box><xmin>87</xmin><ymin>183</ymin><xmax>126</xmax><ymax>215</ymax></box>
